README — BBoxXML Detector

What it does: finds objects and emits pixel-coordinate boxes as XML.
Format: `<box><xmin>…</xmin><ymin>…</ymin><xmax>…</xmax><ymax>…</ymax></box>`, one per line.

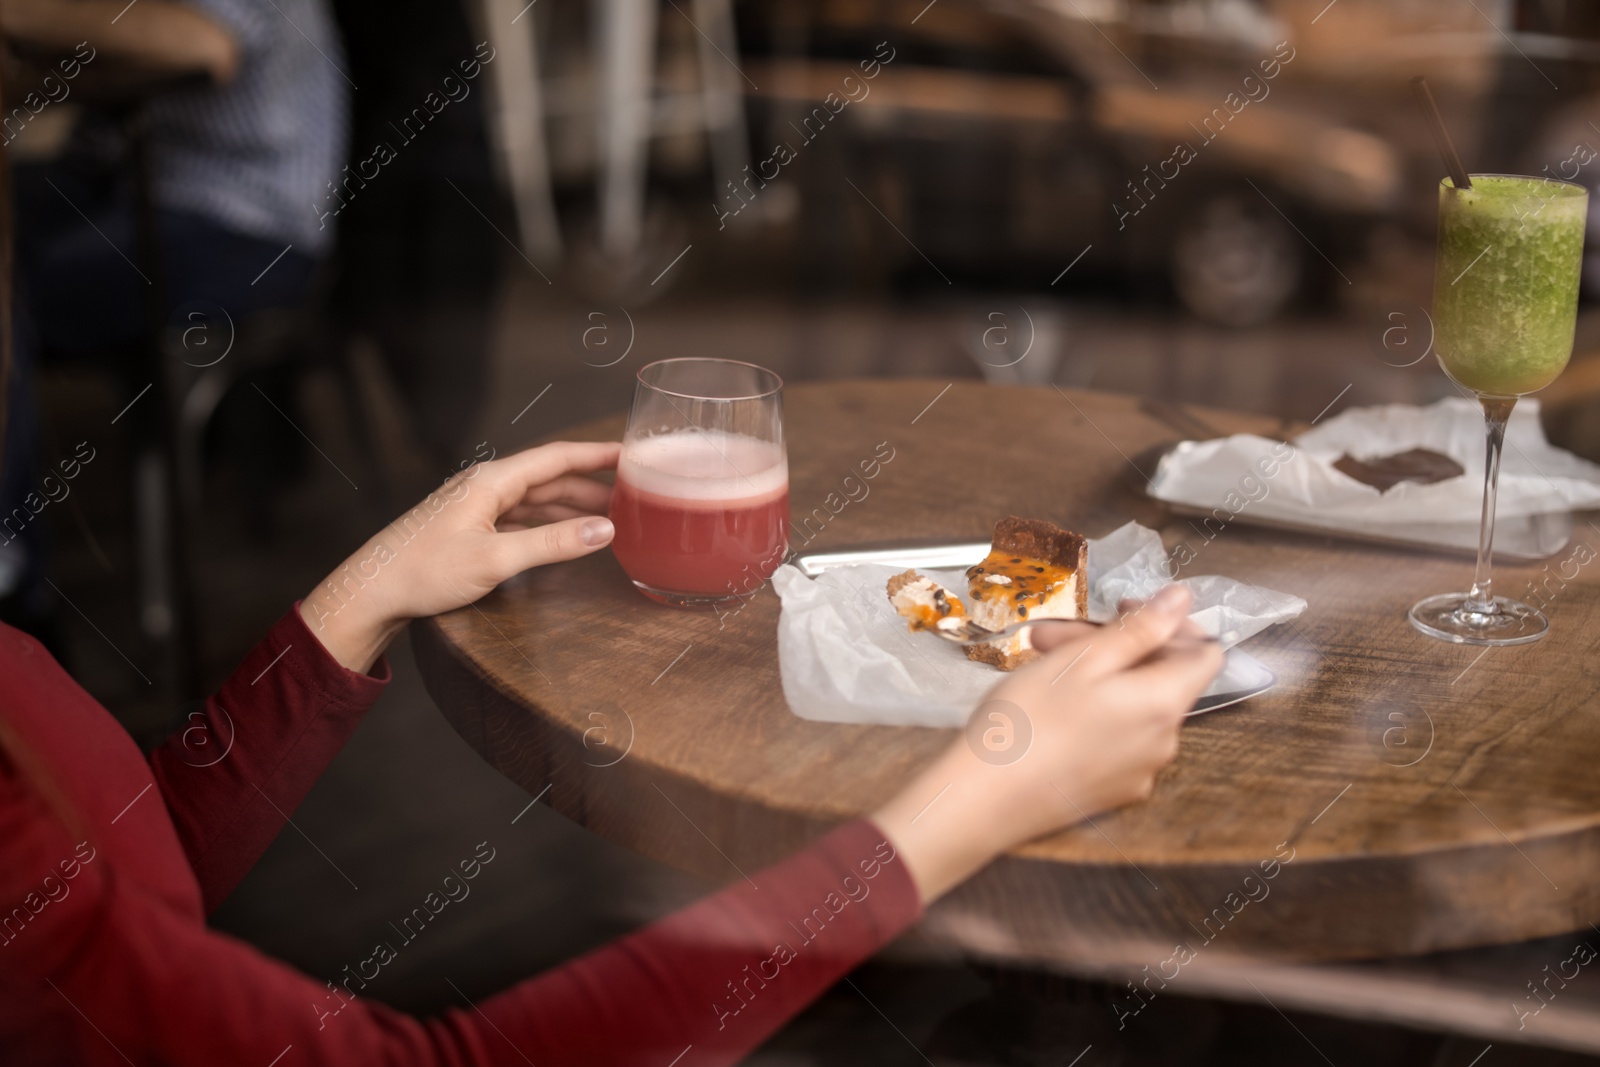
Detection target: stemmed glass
<box><xmin>1409</xmin><ymin>174</ymin><xmax>1588</xmax><ymax>645</ymax></box>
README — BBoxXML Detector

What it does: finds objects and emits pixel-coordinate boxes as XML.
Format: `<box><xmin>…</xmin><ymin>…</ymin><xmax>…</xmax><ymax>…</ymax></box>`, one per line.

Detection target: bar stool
<box><xmin>68</xmin><ymin>100</ymin><xmax>376</xmax><ymax>700</ymax></box>
<box><xmin>469</xmin><ymin>0</ymin><xmax>751</xmax><ymax>269</ymax></box>
<box><xmin>594</xmin><ymin>0</ymin><xmax>750</xmax><ymax>260</ymax></box>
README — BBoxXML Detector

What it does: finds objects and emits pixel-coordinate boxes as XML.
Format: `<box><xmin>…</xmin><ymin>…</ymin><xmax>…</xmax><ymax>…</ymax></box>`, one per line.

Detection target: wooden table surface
<box><xmin>414</xmin><ymin>379</ymin><xmax>1600</xmax><ymax>975</ymax></box>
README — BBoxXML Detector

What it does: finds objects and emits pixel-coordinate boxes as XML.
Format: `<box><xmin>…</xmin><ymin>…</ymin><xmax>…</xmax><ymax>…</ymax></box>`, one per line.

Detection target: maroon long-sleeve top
<box><xmin>0</xmin><ymin>608</ymin><xmax>922</xmax><ymax>1065</ymax></box>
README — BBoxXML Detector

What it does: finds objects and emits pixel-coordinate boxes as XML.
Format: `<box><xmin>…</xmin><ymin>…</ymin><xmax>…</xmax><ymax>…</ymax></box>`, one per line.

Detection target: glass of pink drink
<box><xmin>609</xmin><ymin>359</ymin><xmax>789</xmax><ymax>608</ymax></box>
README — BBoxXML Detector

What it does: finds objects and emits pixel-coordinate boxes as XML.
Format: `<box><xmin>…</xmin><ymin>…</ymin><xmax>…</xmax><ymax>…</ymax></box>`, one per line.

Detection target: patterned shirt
<box><xmin>145</xmin><ymin>0</ymin><xmax>349</xmax><ymax>254</ymax></box>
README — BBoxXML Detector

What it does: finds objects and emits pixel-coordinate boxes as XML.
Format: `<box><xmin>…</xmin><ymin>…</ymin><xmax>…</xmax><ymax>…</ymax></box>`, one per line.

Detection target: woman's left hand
<box><xmin>299</xmin><ymin>441</ymin><xmax>622</xmax><ymax>672</ymax></box>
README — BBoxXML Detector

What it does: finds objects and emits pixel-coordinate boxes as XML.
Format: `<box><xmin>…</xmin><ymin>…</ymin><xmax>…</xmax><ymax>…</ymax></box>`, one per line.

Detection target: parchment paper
<box><xmin>1148</xmin><ymin>399</ymin><xmax>1600</xmax><ymax>526</ymax></box>
<box><xmin>773</xmin><ymin>522</ymin><xmax>1304</xmax><ymax>727</ymax></box>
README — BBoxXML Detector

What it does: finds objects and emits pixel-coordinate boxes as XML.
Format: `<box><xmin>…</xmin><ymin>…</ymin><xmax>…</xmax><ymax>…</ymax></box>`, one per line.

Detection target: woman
<box><xmin>0</xmin><ymin>439</ymin><xmax>1222</xmax><ymax>1065</ymax></box>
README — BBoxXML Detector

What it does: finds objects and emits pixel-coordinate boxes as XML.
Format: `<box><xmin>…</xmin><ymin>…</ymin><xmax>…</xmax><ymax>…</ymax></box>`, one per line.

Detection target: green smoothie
<box><xmin>1432</xmin><ymin>175</ymin><xmax>1588</xmax><ymax>396</ymax></box>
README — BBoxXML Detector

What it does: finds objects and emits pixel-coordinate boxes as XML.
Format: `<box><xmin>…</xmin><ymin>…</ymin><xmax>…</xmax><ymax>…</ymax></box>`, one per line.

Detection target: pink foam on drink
<box><xmin>617</xmin><ymin>430</ymin><xmax>787</xmax><ymax>506</ymax></box>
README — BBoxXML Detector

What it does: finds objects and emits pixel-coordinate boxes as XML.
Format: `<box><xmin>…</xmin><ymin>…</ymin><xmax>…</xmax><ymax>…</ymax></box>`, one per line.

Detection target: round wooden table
<box><xmin>414</xmin><ymin>380</ymin><xmax>1600</xmax><ymax>965</ymax></box>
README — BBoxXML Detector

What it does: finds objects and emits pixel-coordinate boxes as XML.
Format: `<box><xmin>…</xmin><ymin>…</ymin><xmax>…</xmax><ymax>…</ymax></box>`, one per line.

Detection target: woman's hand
<box><xmin>871</xmin><ymin>584</ymin><xmax>1224</xmax><ymax>904</ymax></box>
<box><xmin>299</xmin><ymin>441</ymin><xmax>622</xmax><ymax>673</ymax></box>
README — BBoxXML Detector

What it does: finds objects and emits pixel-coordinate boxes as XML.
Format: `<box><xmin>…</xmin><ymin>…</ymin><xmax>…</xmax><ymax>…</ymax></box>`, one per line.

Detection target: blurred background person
<box><xmin>0</xmin><ymin>0</ymin><xmax>345</xmax><ymax>636</ymax></box>
<box><xmin>5</xmin><ymin>0</ymin><xmax>342</xmax><ymax>349</ymax></box>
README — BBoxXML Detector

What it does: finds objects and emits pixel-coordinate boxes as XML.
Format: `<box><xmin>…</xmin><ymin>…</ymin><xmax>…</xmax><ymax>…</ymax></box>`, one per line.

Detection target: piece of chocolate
<box><xmin>1332</xmin><ymin>448</ymin><xmax>1465</xmax><ymax>492</ymax></box>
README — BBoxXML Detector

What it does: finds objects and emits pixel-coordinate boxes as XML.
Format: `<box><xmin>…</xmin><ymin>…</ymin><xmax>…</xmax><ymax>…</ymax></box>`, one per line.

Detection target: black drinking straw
<box><xmin>1411</xmin><ymin>76</ymin><xmax>1472</xmax><ymax>190</ymax></box>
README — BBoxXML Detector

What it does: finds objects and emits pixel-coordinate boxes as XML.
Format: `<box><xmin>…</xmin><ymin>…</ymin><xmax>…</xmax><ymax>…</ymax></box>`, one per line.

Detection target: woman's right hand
<box><xmin>871</xmin><ymin>584</ymin><xmax>1223</xmax><ymax>904</ymax></box>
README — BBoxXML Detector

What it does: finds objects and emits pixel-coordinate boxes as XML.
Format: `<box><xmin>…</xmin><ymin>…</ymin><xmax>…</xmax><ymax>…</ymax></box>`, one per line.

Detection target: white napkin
<box><xmin>1148</xmin><ymin>399</ymin><xmax>1600</xmax><ymax>526</ymax></box>
<box><xmin>773</xmin><ymin>522</ymin><xmax>1304</xmax><ymax>727</ymax></box>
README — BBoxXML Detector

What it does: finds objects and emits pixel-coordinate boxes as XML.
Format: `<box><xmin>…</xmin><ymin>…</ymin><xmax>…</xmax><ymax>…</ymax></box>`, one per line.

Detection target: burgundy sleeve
<box><xmin>474</xmin><ymin>817</ymin><xmax>923</xmax><ymax>1065</ymax></box>
<box><xmin>147</xmin><ymin>606</ymin><xmax>389</xmax><ymax>912</ymax></box>
<box><xmin>5</xmin><ymin>767</ymin><xmax>922</xmax><ymax>1067</ymax></box>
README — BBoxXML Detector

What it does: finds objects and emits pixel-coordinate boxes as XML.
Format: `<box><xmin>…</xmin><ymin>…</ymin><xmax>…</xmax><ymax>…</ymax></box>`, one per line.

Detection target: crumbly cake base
<box><xmin>965</xmin><ymin>640</ymin><xmax>1038</xmax><ymax>671</ymax></box>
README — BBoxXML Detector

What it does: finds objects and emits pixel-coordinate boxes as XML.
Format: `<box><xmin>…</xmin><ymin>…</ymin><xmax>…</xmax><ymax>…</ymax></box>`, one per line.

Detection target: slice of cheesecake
<box><xmin>963</xmin><ymin>517</ymin><xmax>1089</xmax><ymax>670</ymax></box>
<box><xmin>887</xmin><ymin>570</ymin><xmax>968</xmax><ymax>632</ymax></box>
